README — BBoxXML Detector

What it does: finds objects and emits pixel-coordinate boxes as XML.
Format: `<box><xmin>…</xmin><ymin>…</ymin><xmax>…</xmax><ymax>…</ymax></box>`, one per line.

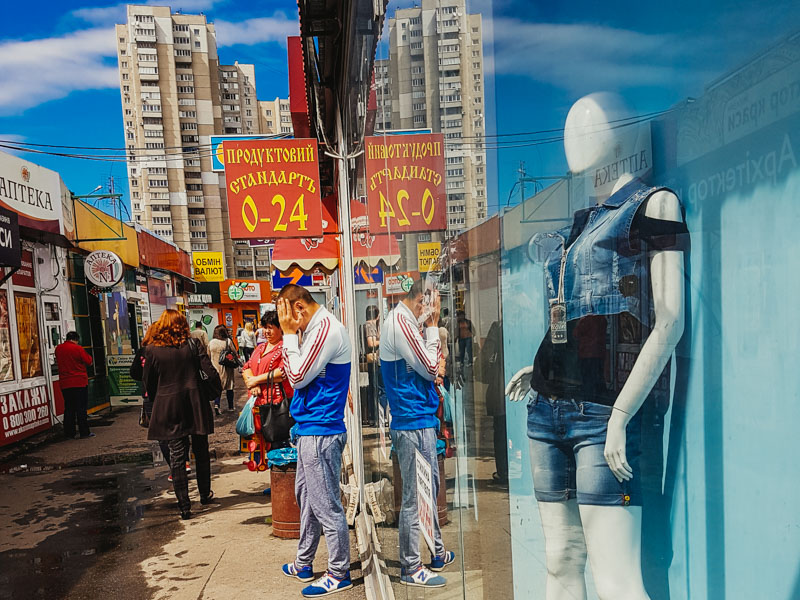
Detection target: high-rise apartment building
<box><xmin>375</xmin><ymin>0</ymin><xmax>486</xmax><ymax>236</ymax></box>
<box><xmin>116</xmin><ymin>6</ymin><xmax>281</xmax><ymax>277</ymax></box>
<box><xmin>258</xmin><ymin>98</ymin><xmax>294</xmax><ymax>135</ymax></box>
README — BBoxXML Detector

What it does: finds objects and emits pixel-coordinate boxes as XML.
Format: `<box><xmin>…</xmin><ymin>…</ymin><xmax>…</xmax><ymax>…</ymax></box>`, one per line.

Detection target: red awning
<box><xmin>271</xmin><ymin>198</ymin><xmax>401</xmax><ymax>272</ymax></box>
<box><xmin>350</xmin><ymin>200</ymin><xmax>401</xmax><ymax>267</ymax></box>
<box><xmin>271</xmin><ymin>195</ymin><xmax>339</xmax><ymax>272</ymax></box>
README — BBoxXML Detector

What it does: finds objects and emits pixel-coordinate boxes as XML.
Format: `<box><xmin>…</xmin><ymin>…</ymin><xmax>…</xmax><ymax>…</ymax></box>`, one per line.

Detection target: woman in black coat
<box><xmin>142</xmin><ymin>309</ymin><xmax>221</xmax><ymax>519</ymax></box>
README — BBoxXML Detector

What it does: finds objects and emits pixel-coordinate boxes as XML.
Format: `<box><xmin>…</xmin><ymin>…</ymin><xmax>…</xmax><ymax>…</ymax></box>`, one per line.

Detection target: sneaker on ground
<box><xmin>428</xmin><ymin>550</ymin><xmax>455</xmax><ymax>572</ymax></box>
<box><xmin>301</xmin><ymin>572</ymin><xmax>353</xmax><ymax>596</ymax></box>
<box><xmin>282</xmin><ymin>562</ymin><xmax>314</xmax><ymax>582</ymax></box>
<box><xmin>400</xmin><ymin>566</ymin><xmax>446</xmax><ymax>588</ymax></box>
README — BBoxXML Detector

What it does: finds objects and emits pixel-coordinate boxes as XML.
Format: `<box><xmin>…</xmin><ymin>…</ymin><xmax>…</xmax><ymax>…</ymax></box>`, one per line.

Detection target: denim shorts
<box><xmin>526</xmin><ymin>393</ymin><xmax>641</xmax><ymax>506</ymax></box>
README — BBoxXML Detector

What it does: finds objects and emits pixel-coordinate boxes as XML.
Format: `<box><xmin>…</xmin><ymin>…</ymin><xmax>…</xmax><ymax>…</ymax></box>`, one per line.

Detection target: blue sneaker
<box><xmin>428</xmin><ymin>550</ymin><xmax>455</xmax><ymax>572</ymax></box>
<box><xmin>282</xmin><ymin>562</ymin><xmax>314</xmax><ymax>582</ymax></box>
<box><xmin>400</xmin><ymin>566</ymin><xmax>446</xmax><ymax>588</ymax></box>
<box><xmin>301</xmin><ymin>571</ymin><xmax>353</xmax><ymax>596</ymax></box>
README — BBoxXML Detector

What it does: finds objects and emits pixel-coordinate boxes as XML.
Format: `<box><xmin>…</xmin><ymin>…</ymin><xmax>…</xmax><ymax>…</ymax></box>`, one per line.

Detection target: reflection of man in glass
<box><xmin>381</xmin><ymin>279</ymin><xmax>454</xmax><ymax>588</ymax></box>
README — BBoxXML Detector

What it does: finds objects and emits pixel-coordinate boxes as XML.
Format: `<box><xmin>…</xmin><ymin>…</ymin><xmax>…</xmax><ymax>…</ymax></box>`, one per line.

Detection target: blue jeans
<box><xmin>391</xmin><ymin>427</ymin><xmax>445</xmax><ymax>571</ymax></box>
<box><xmin>295</xmin><ymin>433</ymin><xmax>350</xmax><ymax>578</ymax></box>
<box><xmin>527</xmin><ymin>394</ymin><xmax>642</xmax><ymax>506</ymax></box>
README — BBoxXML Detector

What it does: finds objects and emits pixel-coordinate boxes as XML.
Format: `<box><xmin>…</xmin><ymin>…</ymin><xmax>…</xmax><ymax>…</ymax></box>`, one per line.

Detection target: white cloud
<box><xmin>215</xmin><ymin>13</ymin><xmax>298</xmax><ymax>46</ymax></box>
<box><xmin>0</xmin><ymin>134</ymin><xmax>28</xmax><ymax>157</ymax></box>
<box><xmin>0</xmin><ymin>28</ymin><xmax>118</xmax><ymax>115</ymax></box>
<box><xmin>72</xmin><ymin>0</ymin><xmax>224</xmax><ymax>26</ymax></box>
<box><xmin>490</xmin><ymin>18</ymin><xmax>713</xmax><ymax>93</ymax></box>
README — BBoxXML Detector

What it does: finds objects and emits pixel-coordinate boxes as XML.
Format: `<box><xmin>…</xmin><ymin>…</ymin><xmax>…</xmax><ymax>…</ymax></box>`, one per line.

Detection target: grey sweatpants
<box><xmin>391</xmin><ymin>427</ymin><xmax>445</xmax><ymax>571</ymax></box>
<box><xmin>295</xmin><ymin>433</ymin><xmax>350</xmax><ymax>578</ymax></box>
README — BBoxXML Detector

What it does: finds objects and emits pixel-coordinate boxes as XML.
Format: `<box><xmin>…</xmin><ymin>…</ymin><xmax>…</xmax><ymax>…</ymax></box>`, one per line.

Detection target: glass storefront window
<box><xmin>348</xmin><ymin>1</ymin><xmax>800</xmax><ymax>599</ymax></box>
<box><xmin>14</xmin><ymin>292</ymin><xmax>43</xmax><ymax>379</ymax></box>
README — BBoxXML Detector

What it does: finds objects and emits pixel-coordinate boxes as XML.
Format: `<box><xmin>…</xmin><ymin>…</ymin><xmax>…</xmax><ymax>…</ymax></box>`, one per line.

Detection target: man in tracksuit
<box><xmin>381</xmin><ymin>279</ymin><xmax>455</xmax><ymax>588</ymax></box>
<box><xmin>277</xmin><ymin>284</ymin><xmax>353</xmax><ymax>597</ymax></box>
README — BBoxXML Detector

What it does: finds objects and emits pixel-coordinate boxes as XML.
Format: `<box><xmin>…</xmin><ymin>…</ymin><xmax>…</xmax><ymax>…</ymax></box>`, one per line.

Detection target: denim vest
<box><xmin>544</xmin><ymin>179</ymin><xmax>672</xmax><ymax>327</ymax></box>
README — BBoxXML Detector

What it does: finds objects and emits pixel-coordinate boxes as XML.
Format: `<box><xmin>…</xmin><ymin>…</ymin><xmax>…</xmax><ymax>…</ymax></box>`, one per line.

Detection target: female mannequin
<box><xmin>506</xmin><ymin>93</ymin><xmax>686</xmax><ymax>600</ymax></box>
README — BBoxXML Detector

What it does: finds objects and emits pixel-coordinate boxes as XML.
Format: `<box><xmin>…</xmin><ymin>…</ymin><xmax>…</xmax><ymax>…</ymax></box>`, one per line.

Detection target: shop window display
<box><xmin>14</xmin><ymin>292</ymin><xmax>43</xmax><ymax>379</ymax></box>
<box><xmin>352</xmin><ymin>0</ymin><xmax>800</xmax><ymax>599</ymax></box>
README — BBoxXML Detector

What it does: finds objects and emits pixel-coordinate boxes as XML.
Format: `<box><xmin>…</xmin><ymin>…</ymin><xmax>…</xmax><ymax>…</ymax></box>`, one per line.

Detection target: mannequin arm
<box><xmin>505</xmin><ymin>366</ymin><xmax>534</xmax><ymax>402</ymax></box>
<box><xmin>605</xmin><ymin>190</ymin><xmax>685</xmax><ymax>481</ymax></box>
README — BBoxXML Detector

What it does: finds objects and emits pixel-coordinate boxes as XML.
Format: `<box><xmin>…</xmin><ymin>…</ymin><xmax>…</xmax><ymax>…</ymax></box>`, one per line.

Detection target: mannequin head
<box><xmin>564</xmin><ymin>92</ymin><xmax>642</xmax><ymax>175</ymax></box>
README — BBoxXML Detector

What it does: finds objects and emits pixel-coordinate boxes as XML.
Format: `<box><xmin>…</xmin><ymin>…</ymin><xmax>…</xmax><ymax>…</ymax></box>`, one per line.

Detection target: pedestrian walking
<box><xmin>190</xmin><ymin>321</ymin><xmax>210</xmax><ymax>346</ymax></box>
<box><xmin>208</xmin><ymin>324</ymin><xmax>238</xmax><ymax>414</ymax></box>
<box><xmin>381</xmin><ymin>279</ymin><xmax>455</xmax><ymax>587</ymax></box>
<box><xmin>131</xmin><ymin>331</ymin><xmax>190</xmax><ymax>479</ymax></box>
<box><xmin>142</xmin><ymin>309</ymin><xmax>221</xmax><ymax>520</ymax></box>
<box><xmin>239</xmin><ymin>321</ymin><xmax>256</xmax><ymax>362</ymax></box>
<box><xmin>277</xmin><ymin>284</ymin><xmax>353</xmax><ymax>596</ymax></box>
<box><xmin>55</xmin><ymin>332</ymin><xmax>94</xmax><ymax>439</ymax></box>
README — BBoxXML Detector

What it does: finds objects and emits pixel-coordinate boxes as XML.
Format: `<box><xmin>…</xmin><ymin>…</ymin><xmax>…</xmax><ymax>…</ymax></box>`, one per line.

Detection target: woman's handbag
<box><xmin>219</xmin><ymin>339</ymin><xmax>241</xmax><ymax>368</ymax></box>
<box><xmin>189</xmin><ymin>337</ymin><xmax>223</xmax><ymax>402</ymax></box>
<box><xmin>258</xmin><ymin>372</ymin><xmax>295</xmax><ymax>443</ymax></box>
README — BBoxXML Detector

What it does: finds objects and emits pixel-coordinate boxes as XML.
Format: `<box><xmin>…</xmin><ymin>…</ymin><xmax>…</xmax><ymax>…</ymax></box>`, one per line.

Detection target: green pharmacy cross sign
<box><xmin>227</xmin><ymin>281</ymin><xmax>249</xmax><ymax>301</ymax></box>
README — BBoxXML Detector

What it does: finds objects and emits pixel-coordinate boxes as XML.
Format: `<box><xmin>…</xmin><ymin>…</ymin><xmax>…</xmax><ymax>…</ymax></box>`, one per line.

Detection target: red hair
<box><xmin>145</xmin><ymin>309</ymin><xmax>190</xmax><ymax>347</ymax></box>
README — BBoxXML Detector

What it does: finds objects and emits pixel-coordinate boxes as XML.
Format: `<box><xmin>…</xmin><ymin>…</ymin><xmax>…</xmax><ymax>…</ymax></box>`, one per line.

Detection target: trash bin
<box><xmin>391</xmin><ymin>448</ymin><xmax>448</xmax><ymax>526</ymax></box>
<box><xmin>268</xmin><ymin>448</ymin><xmax>300</xmax><ymax>539</ymax></box>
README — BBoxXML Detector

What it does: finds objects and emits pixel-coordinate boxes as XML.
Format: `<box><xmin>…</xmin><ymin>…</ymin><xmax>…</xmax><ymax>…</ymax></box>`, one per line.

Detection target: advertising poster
<box><xmin>107</xmin><ymin>355</ymin><xmax>142</xmax><ymax>406</ymax></box>
<box><xmin>365</xmin><ymin>133</ymin><xmax>447</xmax><ymax>233</ymax></box>
<box><xmin>223</xmin><ymin>138</ymin><xmax>323</xmax><ymax>239</ymax></box>
<box><xmin>192</xmin><ymin>251</ymin><xmax>225</xmax><ymax>282</ymax></box>
<box><xmin>103</xmin><ymin>292</ymin><xmax>132</xmax><ymax>356</ymax></box>
<box><xmin>0</xmin><ymin>384</ymin><xmax>50</xmax><ymax>447</ymax></box>
<box><xmin>14</xmin><ymin>292</ymin><xmax>42</xmax><ymax>379</ymax></box>
<box><xmin>187</xmin><ymin>308</ymin><xmax>218</xmax><ymax>338</ymax></box>
<box><xmin>415</xmin><ymin>449</ymin><xmax>436</xmax><ymax>554</ymax></box>
<box><xmin>0</xmin><ymin>290</ymin><xmax>13</xmax><ymax>382</ymax></box>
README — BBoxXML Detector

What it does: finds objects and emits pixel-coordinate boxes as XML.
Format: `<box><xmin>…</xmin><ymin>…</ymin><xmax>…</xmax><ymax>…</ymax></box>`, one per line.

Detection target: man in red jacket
<box><xmin>55</xmin><ymin>332</ymin><xmax>94</xmax><ymax>439</ymax></box>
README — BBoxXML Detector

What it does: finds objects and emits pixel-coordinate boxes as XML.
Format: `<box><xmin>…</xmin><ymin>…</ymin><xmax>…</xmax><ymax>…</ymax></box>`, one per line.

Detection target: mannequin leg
<box><xmin>529</xmin><ymin>439</ymin><xmax>588</xmax><ymax>600</ymax></box>
<box><xmin>579</xmin><ymin>505</ymin><xmax>649</xmax><ymax>600</ymax></box>
<box><xmin>537</xmin><ymin>501</ymin><xmax>589</xmax><ymax>600</ymax></box>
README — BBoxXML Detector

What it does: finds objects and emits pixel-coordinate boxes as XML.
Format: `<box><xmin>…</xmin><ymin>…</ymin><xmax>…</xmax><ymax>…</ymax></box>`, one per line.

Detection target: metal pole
<box><xmin>334</xmin><ymin>102</ymin><xmax>366</xmax><ymax>506</ymax></box>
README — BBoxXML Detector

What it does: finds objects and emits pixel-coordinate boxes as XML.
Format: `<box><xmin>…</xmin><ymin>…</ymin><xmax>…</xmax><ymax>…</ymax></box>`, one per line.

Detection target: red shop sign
<box><xmin>223</xmin><ymin>139</ymin><xmax>323</xmax><ymax>239</ymax></box>
<box><xmin>365</xmin><ymin>133</ymin><xmax>447</xmax><ymax>233</ymax></box>
<box><xmin>11</xmin><ymin>249</ymin><xmax>35</xmax><ymax>287</ymax></box>
<box><xmin>0</xmin><ymin>385</ymin><xmax>51</xmax><ymax>447</ymax></box>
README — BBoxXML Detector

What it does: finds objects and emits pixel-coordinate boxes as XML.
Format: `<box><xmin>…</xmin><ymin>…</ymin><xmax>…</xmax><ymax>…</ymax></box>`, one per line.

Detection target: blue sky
<box><xmin>474</xmin><ymin>0</ymin><xmax>800</xmax><ymax>208</ymax></box>
<box><xmin>0</xmin><ymin>0</ymin><xmax>298</xmax><ymax>212</ymax></box>
<box><xmin>1</xmin><ymin>0</ymin><xmax>799</xmax><ymax>216</ymax></box>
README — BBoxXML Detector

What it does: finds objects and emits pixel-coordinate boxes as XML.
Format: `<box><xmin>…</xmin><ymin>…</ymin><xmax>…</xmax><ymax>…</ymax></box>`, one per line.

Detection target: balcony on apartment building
<box><xmin>134</xmin><ymin>28</ymin><xmax>157</xmax><ymax>43</ymax></box>
<box><xmin>138</xmin><ymin>66</ymin><xmax>159</xmax><ymax>81</ymax></box>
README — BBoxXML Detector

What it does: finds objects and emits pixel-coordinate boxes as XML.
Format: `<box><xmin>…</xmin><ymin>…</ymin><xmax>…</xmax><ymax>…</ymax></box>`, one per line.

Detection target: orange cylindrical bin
<box><xmin>270</xmin><ymin>466</ymin><xmax>301</xmax><ymax>539</ymax></box>
<box><xmin>392</xmin><ymin>454</ymin><xmax>448</xmax><ymax>526</ymax></box>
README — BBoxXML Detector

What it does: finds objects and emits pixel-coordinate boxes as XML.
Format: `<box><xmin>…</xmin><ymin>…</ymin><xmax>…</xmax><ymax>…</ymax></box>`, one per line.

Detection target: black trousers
<box><xmin>214</xmin><ymin>389</ymin><xmax>234</xmax><ymax>410</ymax></box>
<box><xmin>168</xmin><ymin>435</ymin><xmax>211</xmax><ymax>513</ymax></box>
<box><xmin>63</xmin><ymin>386</ymin><xmax>90</xmax><ymax>438</ymax></box>
<box><xmin>493</xmin><ymin>414</ymin><xmax>509</xmax><ymax>480</ymax></box>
